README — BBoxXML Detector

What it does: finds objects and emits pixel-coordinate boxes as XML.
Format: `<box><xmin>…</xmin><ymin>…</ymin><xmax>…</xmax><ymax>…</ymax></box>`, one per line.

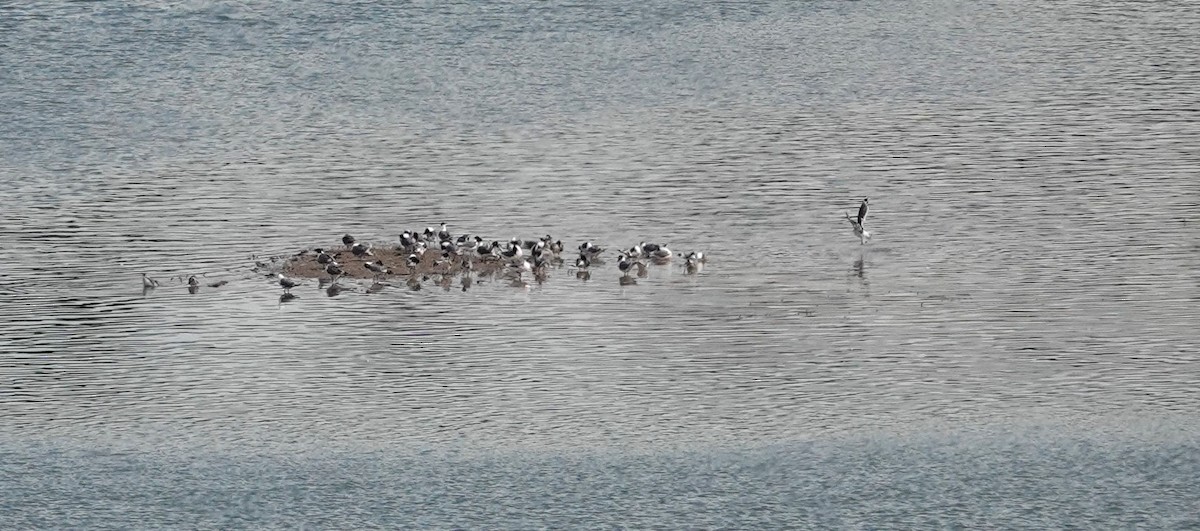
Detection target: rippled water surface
<box><xmin>2</xmin><ymin>0</ymin><xmax>1198</xmax><ymax>527</ymax></box>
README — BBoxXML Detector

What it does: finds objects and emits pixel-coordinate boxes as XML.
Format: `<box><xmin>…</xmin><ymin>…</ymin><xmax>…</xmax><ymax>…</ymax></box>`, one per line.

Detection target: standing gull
<box><xmin>277</xmin><ymin>273</ymin><xmax>299</xmax><ymax>294</ymax></box>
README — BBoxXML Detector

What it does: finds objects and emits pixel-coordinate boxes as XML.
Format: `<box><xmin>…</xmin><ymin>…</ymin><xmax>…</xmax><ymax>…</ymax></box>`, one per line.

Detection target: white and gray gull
<box><xmin>846</xmin><ymin>197</ymin><xmax>871</xmax><ymax>245</ymax></box>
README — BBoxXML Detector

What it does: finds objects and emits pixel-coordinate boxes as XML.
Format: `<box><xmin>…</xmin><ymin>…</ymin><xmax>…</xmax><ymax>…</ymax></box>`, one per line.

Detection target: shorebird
<box><xmin>351</xmin><ymin>242</ymin><xmax>373</xmax><ymax>258</ymax></box>
<box><xmin>187</xmin><ymin>276</ymin><xmax>199</xmax><ymax>287</ymax></box>
<box><xmin>142</xmin><ymin>273</ymin><xmax>160</xmax><ymax>289</ymax></box>
<box><xmin>574</xmin><ymin>254</ymin><xmax>591</xmax><ymax>270</ymax></box>
<box><xmin>438</xmin><ymin>223</ymin><xmax>451</xmax><ymax>242</ymax></box>
<box><xmin>325</xmin><ymin>262</ymin><xmax>344</xmax><ymax>279</ymax></box>
<box><xmin>342</xmin><ymin>234</ymin><xmax>356</xmax><ymax>247</ymax></box>
<box><xmin>846</xmin><ymin>198</ymin><xmax>871</xmax><ymax>245</ymax></box>
<box><xmin>277</xmin><ymin>273</ymin><xmax>298</xmax><ymax>294</ymax></box>
<box><xmin>316</xmin><ymin>250</ymin><xmax>334</xmax><ymax>265</ymax></box>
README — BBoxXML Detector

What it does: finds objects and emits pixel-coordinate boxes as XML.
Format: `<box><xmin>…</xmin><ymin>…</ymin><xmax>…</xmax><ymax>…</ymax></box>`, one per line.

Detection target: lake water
<box><xmin>2</xmin><ymin>0</ymin><xmax>1199</xmax><ymax>527</ymax></box>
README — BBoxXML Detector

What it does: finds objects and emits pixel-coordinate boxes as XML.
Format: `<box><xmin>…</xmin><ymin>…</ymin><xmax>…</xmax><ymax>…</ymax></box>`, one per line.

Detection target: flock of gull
<box><xmin>272</xmin><ymin>225</ymin><xmax>710</xmax><ymax>297</ymax></box>
<box><xmin>140</xmin><ymin>198</ymin><xmax>872</xmax><ymax>298</ymax></box>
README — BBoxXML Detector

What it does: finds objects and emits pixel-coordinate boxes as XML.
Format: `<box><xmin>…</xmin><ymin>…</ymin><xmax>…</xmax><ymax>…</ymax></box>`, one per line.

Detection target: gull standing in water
<box><xmin>277</xmin><ymin>273</ymin><xmax>299</xmax><ymax>294</ymax></box>
<box><xmin>325</xmin><ymin>262</ymin><xmax>344</xmax><ymax>281</ymax></box>
<box><xmin>846</xmin><ymin>197</ymin><xmax>871</xmax><ymax>245</ymax></box>
<box><xmin>683</xmin><ymin>251</ymin><xmax>705</xmax><ymax>274</ymax></box>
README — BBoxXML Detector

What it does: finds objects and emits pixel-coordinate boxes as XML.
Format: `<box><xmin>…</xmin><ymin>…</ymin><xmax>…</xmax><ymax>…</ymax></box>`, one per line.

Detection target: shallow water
<box><xmin>2</xmin><ymin>0</ymin><xmax>1199</xmax><ymax>527</ymax></box>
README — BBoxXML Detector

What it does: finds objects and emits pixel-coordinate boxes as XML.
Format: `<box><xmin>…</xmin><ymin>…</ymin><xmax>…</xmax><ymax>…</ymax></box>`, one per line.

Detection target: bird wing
<box><xmin>857</xmin><ymin>201</ymin><xmax>868</xmax><ymax>225</ymax></box>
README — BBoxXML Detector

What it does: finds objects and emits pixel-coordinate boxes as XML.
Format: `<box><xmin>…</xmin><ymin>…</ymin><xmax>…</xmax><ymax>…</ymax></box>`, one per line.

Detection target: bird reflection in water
<box><xmin>852</xmin><ymin>255</ymin><xmax>867</xmax><ymax>282</ymax></box>
<box><xmin>279</xmin><ymin>293</ymin><xmax>298</xmax><ymax>304</ymax></box>
<box><xmin>326</xmin><ymin>284</ymin><xmax>345</xmax><ymax>297</ymax></box>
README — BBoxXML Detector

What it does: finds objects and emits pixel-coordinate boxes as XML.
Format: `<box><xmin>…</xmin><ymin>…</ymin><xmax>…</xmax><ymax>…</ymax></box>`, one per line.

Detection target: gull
<box><xmin>617</xmin><ymin>254</ymin><xmax>636</xmax><ymax>277</ymax></box>
<box><xmin>579</xmin><ymin>241</ymin><xmax>604</xmax><ymax>259</ymax></box>
<box><xmin>342</xmin><ymin>234</ymin><xmax>356</xmax><ymax>247</ymax></box>
<box><xmin>351</xmin><ymin>242</ymin><xmax>373</xmax><ymax>258</ymax></box>
<box><xmin>649</xmin><ymin>244</ymin><xmax>672</xmax><ymax>263</ymax></box>
<box><xmin>502</xmin><ymin>241</ymin><xmax>523</xmax><ymax>259</ymax></box>
<box><xmin>399</xmin><ymin>231</ymin><xmax>417</xmax><ymax>251</ymax></box>
<box><xmin>846</xmin><ymin>198</ymin><xmax>871</xmax><ymax>245</ymax></box>
<box><xmin>683</xmin><ymin>251</ymin><xmax>705</xmax><ymax>274</ymax></box>
<box><xmin>364</xmin><ymin>260</ymin><xmax>390</xmax><ymax>279</ymax></box>
<box><xmin>325</xmin><ymin>262</ymin><xmax>344</xmax><ymax>279</ymax></box>
<box><xmin>277</xmin><ymin>273</ymin><xmax>299</xmax><ymax>294</ymax></box>
<box><xmin>142</xmin><ymin>273</ymin><xmax>160</xmax><ymax>289</ymax></box>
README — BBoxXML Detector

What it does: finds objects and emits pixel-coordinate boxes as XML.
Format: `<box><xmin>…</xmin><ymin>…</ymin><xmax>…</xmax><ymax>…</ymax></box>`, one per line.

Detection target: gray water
<box><xmin>2</xmin><ymin>0</ymin><xmax>1199</xmax><ymax>528</ymax></box>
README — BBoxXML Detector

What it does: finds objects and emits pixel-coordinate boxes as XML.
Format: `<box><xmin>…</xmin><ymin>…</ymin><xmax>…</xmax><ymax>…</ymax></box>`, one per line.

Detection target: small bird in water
<box><xmin>846</xmin><ymin>197</ymin><xmax>871</xmax><ymax>245</ymax></box>
<box><xmin>683</xmin><ymin>251</ymin><xmax>705</xmax><ymax>274</ymax></box>
<box><xmin>649</xmin><ymin>244</ymin><xmax>672</xmax><ymax>263</ymax></box>
<box><xmin>142</xmin><ymin>273</ymin><xmax>160</xmax><ymax>289</ymax></box>
<box><xmin>617</xmin><ymin>254</ymin><xmax>636</xmax><ymax>277</ymax></box>
<box><xmin>277</xmin><ymin>273</ymin><xmax>298</xmax><ymax>294</ymax></box>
